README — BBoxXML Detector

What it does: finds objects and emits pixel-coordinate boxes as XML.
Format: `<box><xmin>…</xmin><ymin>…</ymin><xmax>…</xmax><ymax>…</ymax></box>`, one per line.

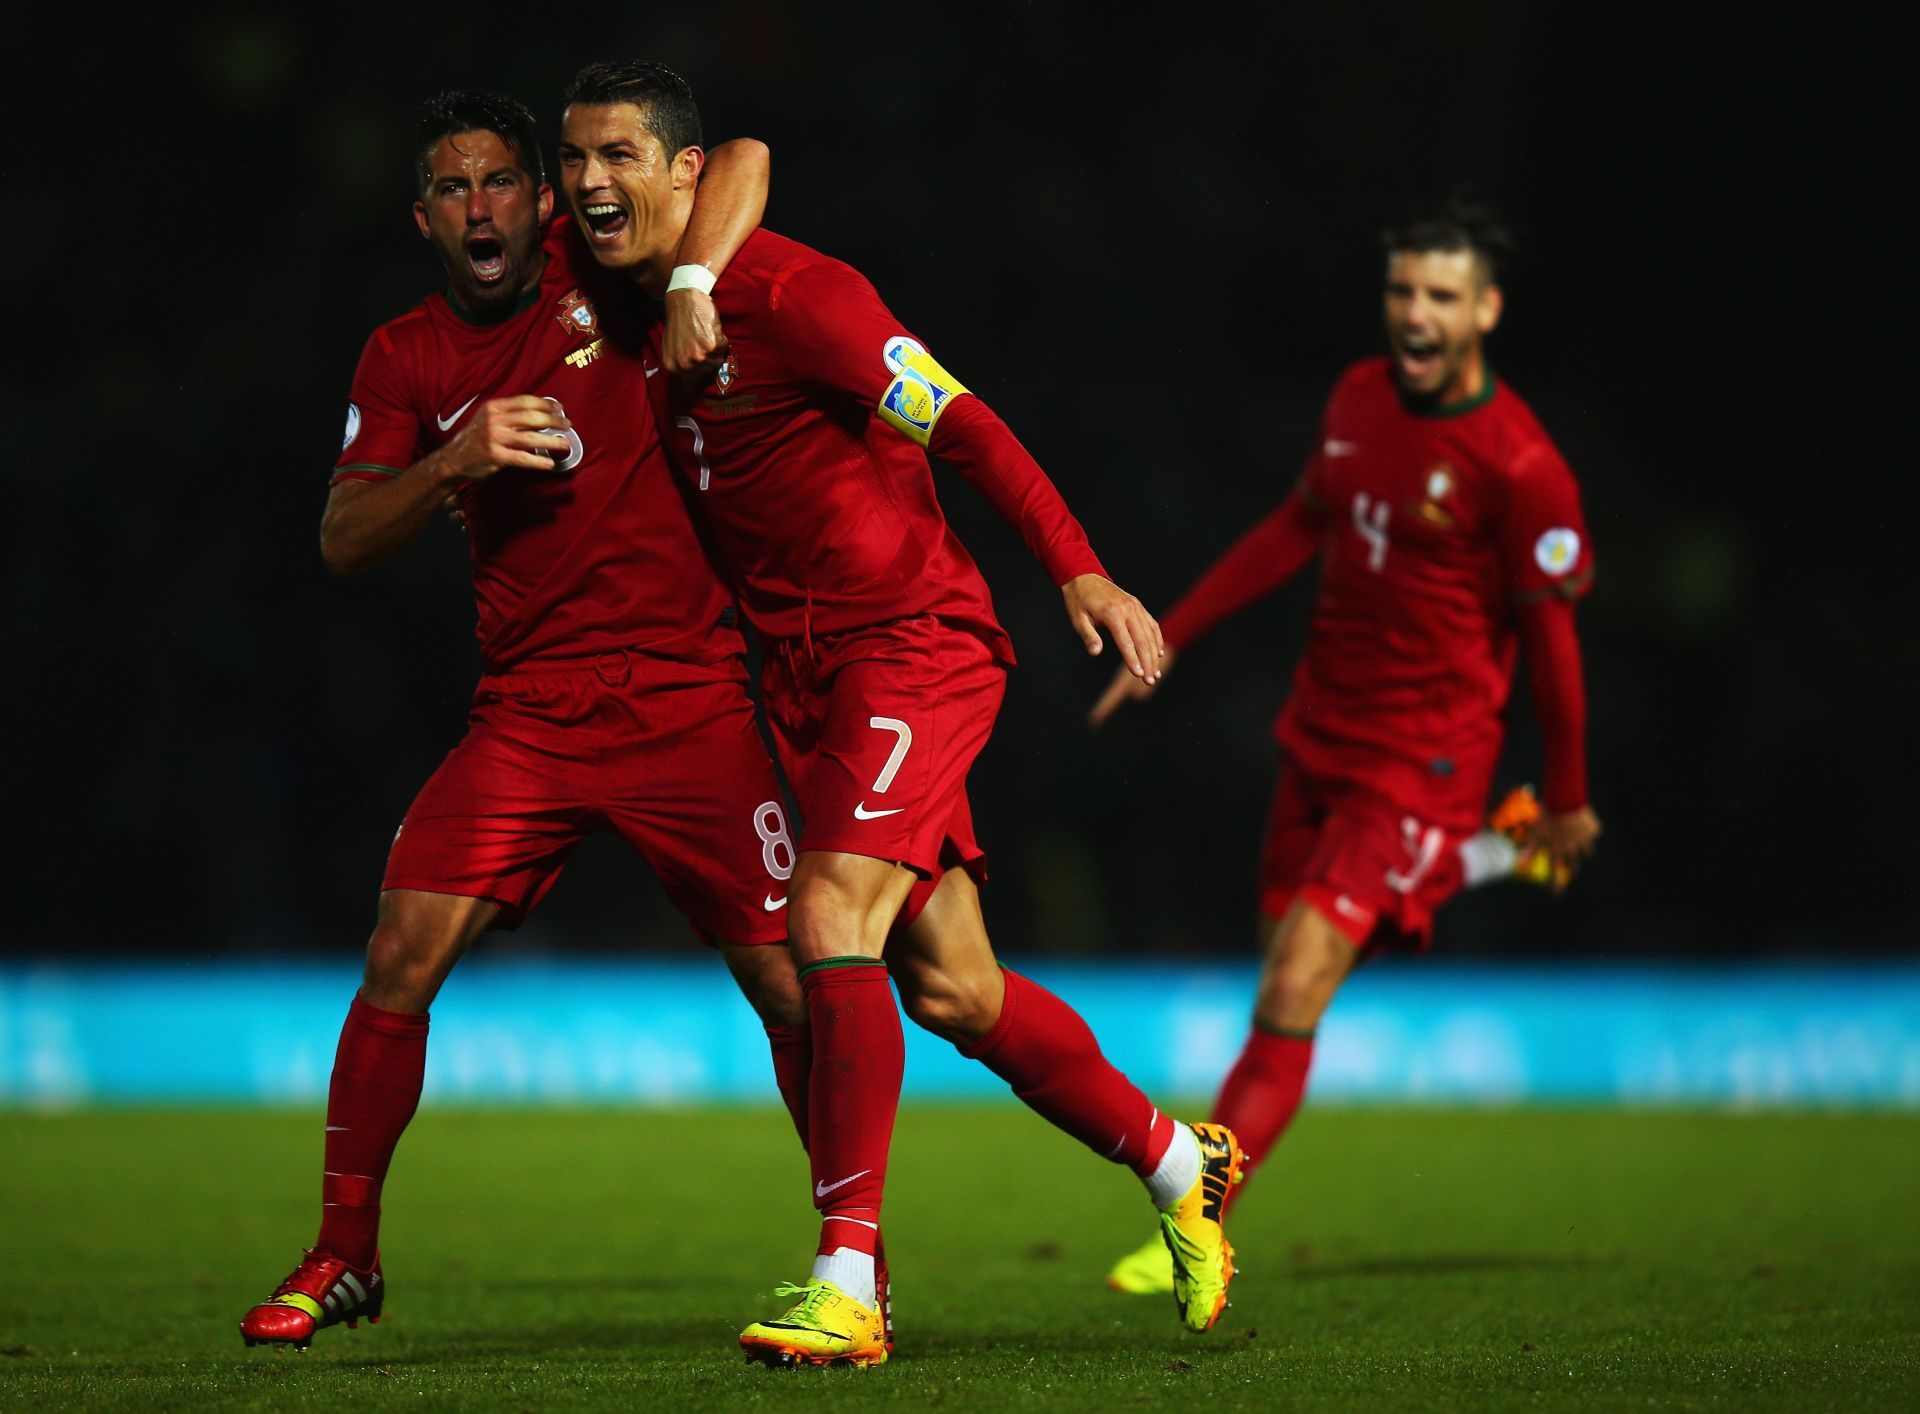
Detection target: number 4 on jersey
<box><xmin>1352</xmin><ymin>491</ymin><xmax>1390</xmax><ymax>571</ymax></box>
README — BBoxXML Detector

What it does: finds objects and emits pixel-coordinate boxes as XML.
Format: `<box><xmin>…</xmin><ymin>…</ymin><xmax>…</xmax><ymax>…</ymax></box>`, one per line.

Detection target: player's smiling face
<box><xmin>412</xmin><ymin>130</ymin><xmax>552</xmax><ymax>315</ymax></box>
<box><xmin>558</xmin><ymin>103</ymin><xmax>702</xmax><ymax>285</ymax></box>
<box><xmin>1382</xmin><ymin>249</ymin><xmax>1503</xmax><ymax>404</ymax></box>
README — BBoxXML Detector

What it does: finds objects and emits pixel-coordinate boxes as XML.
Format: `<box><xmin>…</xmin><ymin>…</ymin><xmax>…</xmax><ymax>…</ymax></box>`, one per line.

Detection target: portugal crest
<box><xmin>555</xmin><ymin>289</ymin><xmax>599</xmax><ymax>339</ymax></box>
<box><xmin>713</xmin><ymin>351</ymin><xmax>740</xmax><ymax>395</ymax></box>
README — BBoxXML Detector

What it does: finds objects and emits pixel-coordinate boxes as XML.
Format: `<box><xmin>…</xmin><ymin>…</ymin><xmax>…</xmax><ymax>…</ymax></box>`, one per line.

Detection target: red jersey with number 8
<box><xmin>333</xmin><ymin>217</ymin><xmax>741</xmax><ymax>671</ymax></box>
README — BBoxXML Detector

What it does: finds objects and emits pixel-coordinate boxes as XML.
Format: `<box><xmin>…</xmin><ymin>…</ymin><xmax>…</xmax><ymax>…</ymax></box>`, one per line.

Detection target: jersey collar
<box><xmin>1401</xmin><ymin>368</ymin><xmax>1499</xmax><ymax>419</ymax></box>
<box><xmin>444</xmin><ymin>281</ymin><xmax>543</xmax><ymax>327</ymax></box>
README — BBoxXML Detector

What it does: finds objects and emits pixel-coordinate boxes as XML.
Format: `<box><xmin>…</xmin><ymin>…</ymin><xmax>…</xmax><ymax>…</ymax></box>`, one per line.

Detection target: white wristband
<box><xmin>666</xmin><ymin>264</ymin><xmax>718</xmax><ymax>296</ymax></box>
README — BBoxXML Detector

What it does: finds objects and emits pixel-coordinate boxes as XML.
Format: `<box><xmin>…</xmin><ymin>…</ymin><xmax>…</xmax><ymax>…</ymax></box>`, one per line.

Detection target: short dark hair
<box><xmin>414</xmin><ymin>90</ymin><xmax>544</xmax><ymax>195</ymax></box>
<box><xmin>1381</xmin><ymin>196</ymin><xmax>1516</xmax><ymax>283</ymax></box>
<box><xmin>562</xmin><ymin>61</ymin><xmax>703</xmax><ymax>158</ymax></box>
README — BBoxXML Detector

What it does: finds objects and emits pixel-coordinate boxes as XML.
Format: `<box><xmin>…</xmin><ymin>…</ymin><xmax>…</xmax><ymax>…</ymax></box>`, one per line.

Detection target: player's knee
<box><xmin>1257</xmin><ymin>970</ymin><xmax>1335</xmax><ymax>1031</ymax></box>
<box><xmin>1257</xmin><ymin>935</ymin><xmax>1350</xmax><ymax>1030</ymax></box>
<box><xmin>787</xmin><ymin>867</ymin><xmax>892</xmax><ymax>963</ymax></box>
<box><xmin>361</xmin><ymin>908</ymin><xmax>470</xmax><ymax>1010</ymax></box>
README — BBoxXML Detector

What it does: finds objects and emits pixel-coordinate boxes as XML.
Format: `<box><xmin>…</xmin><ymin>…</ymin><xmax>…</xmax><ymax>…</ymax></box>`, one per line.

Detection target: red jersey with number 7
<box><xmin>649</xmin><ymin>228</ymin><xmax>1109</xmax><ymax>662</ymax></box>
<box><xmin>333</xmin><ymin>217</ymin><xmax>742</xmax><ymax>671</ymax></box>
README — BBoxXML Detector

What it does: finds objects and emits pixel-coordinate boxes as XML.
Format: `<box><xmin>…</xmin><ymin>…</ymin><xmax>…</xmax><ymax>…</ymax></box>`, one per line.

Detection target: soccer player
<box><xmin>239</xmin><ymin>92</ymin><xmax>805</xmax><ymax>1350</ymax></box>
<box><xmin>1092</xmin><ymin>203</ymin><xmax>1601</xmax><ymax>1293</ymax></box>
<box><xmin>555</xmin><ymin>62</ymin><xmax>1244</xmax><ymax>1364</ymax></box>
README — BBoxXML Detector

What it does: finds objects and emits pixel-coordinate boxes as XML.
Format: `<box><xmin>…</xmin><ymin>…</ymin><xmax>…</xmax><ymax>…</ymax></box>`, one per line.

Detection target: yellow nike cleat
<box><xmin>739</xmin><ymin>1278</ymin><xmax>888</xmax><ymax>1368</ymax></box>
<box><xmin>1106</xmin><ymin>1231</ymin><xmax>1175</xmax><ymax>1294</ymax></box>
<box><xmin>1159</xmin><ymin>1122</ymin><xmax>1244</xmax><ymax>1332</ymax></box>
<box><xmin>1489</xmin><ymin>785</ymin><xmax>1570</xmax><ymax>890</ymax></box>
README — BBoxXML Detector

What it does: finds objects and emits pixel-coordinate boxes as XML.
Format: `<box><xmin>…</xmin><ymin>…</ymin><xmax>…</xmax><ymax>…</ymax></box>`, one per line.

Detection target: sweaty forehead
<box><xmin>429</xmin><ymin>130</ymin><xmax>518</xmax><ymax>179</ymax></box>
<box><xmin>1386</xmin><ymin>248</ymin><xmax>1484</xmax><ymax>291</ymax></box>
<box><xmin>561</xmin><ymin>101</ymin><xmax>656</xmax><ymax>149</ymax></box>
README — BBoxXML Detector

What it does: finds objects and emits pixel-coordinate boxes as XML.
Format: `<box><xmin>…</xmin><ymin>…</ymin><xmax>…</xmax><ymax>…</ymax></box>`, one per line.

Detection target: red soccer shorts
<box><xmin>383</xmin><ymin>649</ymin><xmax>792</xmax><ymax>944</ymax></box>
<box><xmin>760</xmin><ymin>615</ymin><xmax>1003</xmax><ymax>893</ymax></box>
<box><xmin>1255</xmin><ymin>758</ymin><xmax>1469</xmax><ymax>950</ymax></box>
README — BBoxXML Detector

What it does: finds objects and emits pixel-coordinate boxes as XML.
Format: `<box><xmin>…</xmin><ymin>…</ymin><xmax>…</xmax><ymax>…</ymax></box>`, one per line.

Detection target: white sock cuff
<box><xmin>1144</xmin><ymin>1123</ymin><xmax>1203</xmax><ymax>1210</ymax></box>
<box><xmin>1459</xmin><ymin>830</ymin><xmax>1518</xmax><ymax>887</ymax></box>
<box><xmin>810</xmin><ymin>1245</ymin><xmax>877</xmax><ymax>1308</ymax></box>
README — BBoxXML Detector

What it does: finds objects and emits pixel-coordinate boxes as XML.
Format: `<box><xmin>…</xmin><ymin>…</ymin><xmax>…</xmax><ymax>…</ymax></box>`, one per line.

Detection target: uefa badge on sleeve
<box><xmin>1534</xmin><ymin>527</ymin><xmax>1582</xmax><ymax>576</ymax></box>
<box><xmin>343</xmin><ymin>403</ymin><xmax>361</xmax><ymax>451</ymax></box>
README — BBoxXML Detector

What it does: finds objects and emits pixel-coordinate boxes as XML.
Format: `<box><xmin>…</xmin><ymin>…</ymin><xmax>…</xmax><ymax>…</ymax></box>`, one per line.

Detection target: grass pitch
<box><xmin>1</xmin><ymin>1106</ymin><xmax>1915</xmax><ymax>1410</ymax></box>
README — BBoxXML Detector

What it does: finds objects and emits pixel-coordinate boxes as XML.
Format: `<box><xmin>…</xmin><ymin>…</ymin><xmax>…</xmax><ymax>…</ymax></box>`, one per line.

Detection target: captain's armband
<box><xmin>875</xmin><ymin>335</ymin><xmax>969</xmax><ymax>447</ymax></box>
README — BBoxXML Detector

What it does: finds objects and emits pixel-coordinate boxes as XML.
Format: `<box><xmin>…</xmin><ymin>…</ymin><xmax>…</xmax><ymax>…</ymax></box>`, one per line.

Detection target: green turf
<box><xmin>0</xmin><ymin>1106</ymin><xmax>1915</xmax><ymax>1410</ymax></box>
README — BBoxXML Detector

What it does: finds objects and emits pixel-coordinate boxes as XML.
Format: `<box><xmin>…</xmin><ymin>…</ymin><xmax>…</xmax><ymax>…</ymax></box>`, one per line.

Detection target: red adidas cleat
<box><xmin>239</xmin><ymin>1249</ymin><xmax>384</xmax><ymax>1350</ymax></box>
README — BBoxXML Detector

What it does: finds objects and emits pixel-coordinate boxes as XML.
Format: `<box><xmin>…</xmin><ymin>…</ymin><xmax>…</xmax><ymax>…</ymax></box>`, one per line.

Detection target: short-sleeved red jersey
<box><xmin>1281</xmin><ymin>358</ymin><xmax>1593</xmax><ymax>828</ymax></box>
<box><xmin>650</xmin><ymin>229</ymin><xmax>1017</xmax><ymax>661</ymax></box>
<box><xmin>334</xmin><ymin>217</ymin><xmax>741</xmax><ymax>670</ymax></box>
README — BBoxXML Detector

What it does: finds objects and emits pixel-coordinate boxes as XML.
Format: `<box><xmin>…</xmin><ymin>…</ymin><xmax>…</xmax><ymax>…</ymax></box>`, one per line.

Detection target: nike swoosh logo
<box><xmin>1334</xmin><ymin>893</ymin><xmax>1368</xmax><ymax>919</ymax></box>
<box><xmin>853</xmin><ymin>803</ymin><xmax>904</xmax><ymax>820</ymax></box>
<box><xmin>324</xmin><ymin>1126</ymin><xmax>348</xmax><ymax>1133</ymax></box>
<box><xmin>1324</xmin><ymin>439</ymin><xmax>1360</xmax><ymax>456</ymax></box>
<box><xmin>764</xmin><ymin>894</ymin><xmax>788</xmax><ymax>911</ymax></box>
<box><xmin>815</xmin><ymin>1170</ymin><xmax>870</xmax><ymax>1198</ymax></box>
<box><xmin>644</xmin><ymin>366</ymin><xmax>659</xmax><ymax>378</ymax></box>
<box><xmin>437</xmin><ymin>396</ymin><xmax>478</xmax><ymax>431</ymax></box>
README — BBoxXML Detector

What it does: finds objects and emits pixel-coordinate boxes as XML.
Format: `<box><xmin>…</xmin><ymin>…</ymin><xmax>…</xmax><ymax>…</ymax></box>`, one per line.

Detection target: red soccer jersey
<box><xmin>650</xmin><ymin>228</ymin><xmax>1105</xmax><ymax>661</ymax></box>
<box><xmin>1283</xmin><ymin>357</ymin><xmax>1593</xmax><ymax>827</ymax></box>
<box><xmin>333</xmin><ymin>217</ymin><xmax>741</xmax><ymax>670</ymax></box>
<box><xmin>1176</xmin><ymin>358</ymin><xmax>1592</xmax><ymax>831</ymax></box>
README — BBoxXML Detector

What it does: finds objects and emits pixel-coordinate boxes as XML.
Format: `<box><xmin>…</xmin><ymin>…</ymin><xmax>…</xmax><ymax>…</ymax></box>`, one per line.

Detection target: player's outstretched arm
<box><xmin>1515</xmin><ymin>594</ymin><xmax>1601</xmax><ymax>889</ymax></box>
<box><xmin>321</xmin><ymin>397</ymin><xmax>572</xmax><ymax>575</ymax></box>
<box><xmin>660</xmin><ymin>138</ymin><xmax>769</xmax><ymax>377</ymax></box>
<box><xmin>1089</xmin><ymin>493</ymin><xmax>1322</xmax><ymax>728</ymax></box>
<box><xmin>1089</xmin><ymin>648</ymin><xmax>1178</xmax><ymax>727</ymax></box>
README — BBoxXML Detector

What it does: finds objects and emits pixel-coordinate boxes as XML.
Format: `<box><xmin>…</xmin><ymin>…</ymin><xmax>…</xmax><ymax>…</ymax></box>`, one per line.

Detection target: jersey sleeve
<box><xmin>1160</xmin><ymin>486</ymin><xmax>1324</xmax><ymax>654</ymax></box>
<box><xmin>1500</xmin><ymin>440</ymin><xmax>1594</xmax><ymax>603</ymax></box>
<box><xmin>332</xmin><ymin>327</ymin><xmax>426</xmax><ymax>485</ymax></box>
<box><xmin>770</xmin><ymin>260</ymin><xmax>1107</xmax><ymax>586</ymax></box>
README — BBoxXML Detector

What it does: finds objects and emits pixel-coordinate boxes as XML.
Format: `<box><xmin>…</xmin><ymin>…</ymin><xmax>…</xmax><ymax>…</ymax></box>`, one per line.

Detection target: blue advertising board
<box><xmin>2</xmin><ymin>959</ymin><xmax>1915</xmax><ymax>1108</ymax></box>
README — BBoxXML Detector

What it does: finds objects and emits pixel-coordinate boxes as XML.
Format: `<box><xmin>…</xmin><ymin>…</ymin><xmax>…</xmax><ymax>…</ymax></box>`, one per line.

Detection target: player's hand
<box><xmin>1089</xmin><ymin>651</ymin><xmax>1176</xmax><ymax>728</ymax></box>
<box><xmin>438</xmin><ymin>396</ymin><xmax>573</xmax><ymax>481</ymax></box>
<box><xmin>1526</xmin><ymin>806</ymin><xmax>1602</xmax><ymax>893</ymax></box>
<box><xmin>1062</xmin><ymin>574</ymin><xmax>1165</xmax><ymax>684</ymax></box>
<box><xmin>662</xmin><ymin>287</ymin><xmax>730</xmax><ymax>377</ymax></box>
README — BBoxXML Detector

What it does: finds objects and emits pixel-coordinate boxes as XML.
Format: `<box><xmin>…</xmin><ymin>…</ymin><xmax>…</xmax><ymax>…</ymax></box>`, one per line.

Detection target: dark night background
<box><xmin>12</xmin><ymin>3</ymin><xmax>1913</xmax><ymax>961</ymax></box>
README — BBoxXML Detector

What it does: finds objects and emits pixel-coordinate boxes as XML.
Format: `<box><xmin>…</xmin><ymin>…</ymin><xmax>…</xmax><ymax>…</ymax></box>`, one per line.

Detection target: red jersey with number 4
<box><xmin>1281</xmin><ymin>358</ymin><xmax>1592</xmax><ymax>829</ymax></box>
<box><xmin>653</xmin><ymin>228</ymin><xmax>1101</xmax><ymax>663</ymax></box>
<box><xmin>333</xmin><ymin>217</ymin><xmax>741</xmax><ymax>671</ymax></box>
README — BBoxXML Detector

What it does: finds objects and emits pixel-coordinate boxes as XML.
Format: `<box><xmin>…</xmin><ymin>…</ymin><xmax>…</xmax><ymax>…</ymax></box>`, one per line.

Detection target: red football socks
<box><xmin>314</xmin><ymin>994</ymin><xmax>430</xmax><ymax>1270</ymax></box>
<box><xmin>1210</xmin><ymin>1024</ymin><xmax>1315</xmax><ymax>1215</ymax></box>
<box><xmin>763</xmin><ymin>1023</ymin><xmax>812</xmax><ymax>1149</ymax></box>
<box><xmin>964</xmin><ymin>969</ymin><xmax>1175</xmax><ymax>1175</ymax></box>
<box><xmin>801</xmin><ymin>959</ymin><xmax>901</xmax><ymax>1261</ymax></box>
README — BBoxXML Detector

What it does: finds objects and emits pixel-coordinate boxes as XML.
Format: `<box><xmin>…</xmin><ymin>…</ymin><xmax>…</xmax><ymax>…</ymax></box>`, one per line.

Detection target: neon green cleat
<box><xmin>1159</xmin><ymin>1122</ymin><xmax>1244</xmax><ymax>1332</ymax></box>
<box><xmin>739</xmin><ymin>1278</ymin><xmax>888</xmax><ymax>1368</ymax></box>
<box><xmin>1106</xmin><ymin>1232</ymin><xmax>1175</xmax><ymax>1294</ymax></box>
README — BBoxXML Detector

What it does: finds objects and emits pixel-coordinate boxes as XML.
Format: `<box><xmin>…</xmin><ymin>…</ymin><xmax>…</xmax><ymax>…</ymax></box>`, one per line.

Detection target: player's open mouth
<box><xmin>1395</xmin><ymin>335</ymin><xmax>1443</xmax><ymax>382</ymax></box>
<box><xmin>582</xmin><ymin>202</ymin><xmax>629</xmax><ymax>242</ymax></box>
<box><xmin>466</xmin><ymin>237</ymin><xmax>508</xmax><ymax>284</ymax></box>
